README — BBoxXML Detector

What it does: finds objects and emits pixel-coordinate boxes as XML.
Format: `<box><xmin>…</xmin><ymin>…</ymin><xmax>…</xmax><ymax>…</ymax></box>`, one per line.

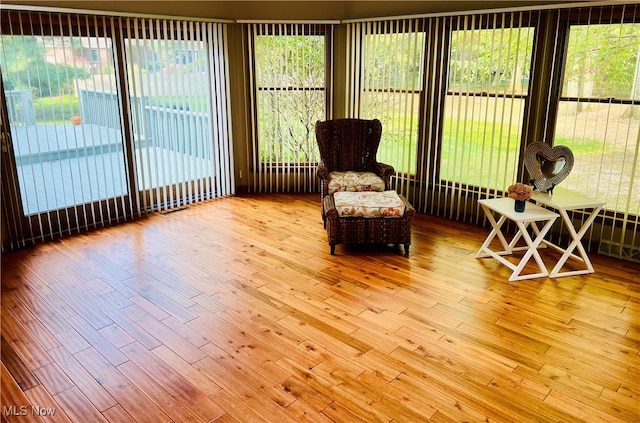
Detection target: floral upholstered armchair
<box><xmin>315</xmin><ymin>118</ymin><xmax>395</xmax><ymax>224</ymax></box>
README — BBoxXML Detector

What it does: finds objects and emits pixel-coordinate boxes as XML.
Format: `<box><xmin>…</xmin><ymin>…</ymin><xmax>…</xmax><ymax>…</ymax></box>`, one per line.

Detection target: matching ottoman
<box><xmin>323</xmin><ymin>190</ymin><xmax>415</xmax><ymax>256</ymax></box>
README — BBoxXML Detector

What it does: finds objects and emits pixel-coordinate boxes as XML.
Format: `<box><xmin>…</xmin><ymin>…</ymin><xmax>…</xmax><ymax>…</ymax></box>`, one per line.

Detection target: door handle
<box><xmin>1</xmin><ymin>132</ymin><xmax>10</xmax><ymax>153</ymax></box>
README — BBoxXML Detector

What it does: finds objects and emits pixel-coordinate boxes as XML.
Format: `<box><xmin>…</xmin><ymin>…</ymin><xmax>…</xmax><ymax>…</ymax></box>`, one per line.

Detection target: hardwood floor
<box><xmin>2</xmin><ymin>193</ymin><xmax>639</xmax><ymax>423</ymax></box>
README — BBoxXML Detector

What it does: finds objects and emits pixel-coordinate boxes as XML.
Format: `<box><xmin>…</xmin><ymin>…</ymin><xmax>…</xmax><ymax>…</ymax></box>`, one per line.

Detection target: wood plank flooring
<box><xmin>1</xmin><ymin>193</ymin><xmax>639</xmax><ymax>422</ymax></box>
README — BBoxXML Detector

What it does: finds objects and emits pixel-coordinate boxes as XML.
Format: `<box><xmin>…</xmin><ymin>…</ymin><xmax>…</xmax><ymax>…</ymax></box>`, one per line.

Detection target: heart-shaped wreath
<box><xmin>524</xmin><ymin>142</ymin><xmax>574</xmax><ymax>193</ymax></box>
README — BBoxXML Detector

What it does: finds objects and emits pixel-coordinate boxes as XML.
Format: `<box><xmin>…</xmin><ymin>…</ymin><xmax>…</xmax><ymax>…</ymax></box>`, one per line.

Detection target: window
<box><xmin>247</xmin><ymin>23</ymin><xmax>332</xmax><ymax>193</ymax></box>
<box><xmin>89</xmin><ymin>48</ymin><xmax>100</xmax><ymax>63</ymax></box>
<box><xmin>252</xmin><ymin>25</ymin><xmax>328</xmax><ymax>165</ymax></box>
<box><xmin>441</xmin><ymin>17</ymin><xmax>535</xmax><ymax>192</ymax></box>
<box><xmin>555</xmin><ymin>21</ymin><xmax>640</xmax><ymax>215</ymax></box>
<box><xmin>358</xmin><ymin>23</ymin><xmax>426</xmax><ymax>176</ymax></box>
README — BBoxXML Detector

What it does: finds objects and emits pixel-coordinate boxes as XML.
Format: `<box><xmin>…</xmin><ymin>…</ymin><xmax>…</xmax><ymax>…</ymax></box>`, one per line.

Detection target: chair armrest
<box><xmin>375</xmin><ymin>162</ymin><xmax>395</xmax><ymax>190</ymax></box>
<box><xmin>375</xmin><ymin>162</ymin><xmax>395</xmax><ymax>179</ymax></box>
<box><xmin>399</xmin><ymin>194</ymin><xmax>416</xmax><ymax>219</ymax></box>
<box><xmin>317</xmin><ymin>164</ymin><xmax>330</xmax><ymax>180</ymax></box>
<box><xmin>323</xmin><ymin>194</ymin><xmax>338</xmax><ymax>219</ymax></box>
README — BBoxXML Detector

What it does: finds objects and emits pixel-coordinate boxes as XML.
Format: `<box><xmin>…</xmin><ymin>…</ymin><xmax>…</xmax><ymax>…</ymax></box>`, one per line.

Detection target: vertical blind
<box><xmin>551</xmin><ymin>5</ymin><xmax>640</xmax><ymax>261</ymax></box>
<box><xmin>246</xmin><ymin>23</ymin><xmax>332</xmax><ymax>193</ymax></box>
<box><xmin>345</xmin><ymin>6</ymin><xmax>640</xmax><ymax>261</ymax></box>
<box><xmin>123</xmin><ymin>17</ymin><xmax>234</xmax><ymax>212</ymax></box>
<box><xmin>0</xmin><ymin>9</ymin><xmax>233</xmax><ymax>249</ymax></box>
<box><xmin>345</xmin><ymin>11</ymin><xmax>538</xmax><ymax>221</ymax></box>
<box><xmin>441</xmin><ymin>12</ymin><xmax>537</xmax><ymax>223</ymax></box>
<box><xmin>1</xmin><ymin>10</ymin><xmax>133</xmax><ymax>248</ymax></box>
<box><xmin>346</xmin><ymin>19</ymin><xmax>427</xmax><ymax>196</ymax></box>
<box><xmin>3</xmin><ymin>5</ymin><xmax>639</xmax><ymax>261</ymax></box>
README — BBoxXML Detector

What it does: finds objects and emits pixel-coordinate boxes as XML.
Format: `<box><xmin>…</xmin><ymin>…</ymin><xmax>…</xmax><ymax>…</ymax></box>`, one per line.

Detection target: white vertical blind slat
<box><xmin>270</xmin><ymin>23</ymin><xmax>277</xmax><ymax>193</ymax></box>
<box><xmin>290</xmin><ymin>23</ymin><xmax>297</xmax><ymax>192</ymax></box>
<box><xmin>254</xmin><ymin>22</ymin><xmax>264</xmax><ymax>192</ymax></box>
<box><xmin>45</xmin><ymin>13</ymin><xmax>66</xmax><ymax>233</ymax></box>
<box><xmin>162</xmin><ymin>20</ymin><xmax>173</xmax><ymax>209</ymax></box>
<box><xmin>208</xmin><ymin>22</ymin><xmax>220</xmax><ymax>200</ymax></box>
<box><xmin>128</xmin><ymin>18</ymin><xmax>147</xmax><ymax>211</ymax></box>
<box><xmin>352</xmin><ymin>22</ymin><xmax>362</xmax><ymax>117</ymax></box>
<box><xmin>444</xmin><ymin>15</ymin><xmax>459</xmax><ymax>217</ymax></box>
<box><xmin>176</xmin><ymin>20</ymin><xmax>188</xmax><ymax>206</ymax></box>
<box><xmin>348</xmin><ymin>23</ymin><xmax>356</xmax><ymax>117</ymax></box>
<box><xmin>278</xmin><ymin>23</ymin><xmax>286</xmax><ymax>193</ymax></box>
<box><xmin>455</xmin><ymin>14</ymin><xmax>471</xmax><ymax>220</ymax></box>
<box><xmin>218</xmin><ymin>22</ymin><xmax>234</xmax><ymax>197</ymax></box>
<box><xmin>94</xmin><ymin>14</ymin><xmax>113</xmax><ymax>224</ymax></box>
<box><xmin>387</xmin><ymin>20</ymin><xmax>396</xmax><ymax>154</ymax></box>
<box><xmin>327</xmin><ymin>23</ymin><xmax>334</xmax><ymax>120</ymax></box>
<box><xmin>344</xmin><ymin>24</ymin><xmax>351</xmax><ymax>116</ymax></box>
<box><xmin>78</xmin><ymin>14</ymin><xmax>99</xmax><ymax>228</ymax></box>
<box><xmin>249</xmin><ymin>24</ymin><xmax>259</xmax><ymax>192</ymax></box>
<box><xmin>115</xmin><ymin>15</ymin><xmax>137</xmax><ymax>219</ymax></box>
<box><xmin>151</xmin><ymin>20</ymin><xmax>165</xmax><ymax>208</ymax></box>
<box><xmin>221</xmin><ymin>23</ymin><xmax>235</xmax><ymax>197</ymax></box>
<box><xmin>26</xmin><ymin>15</ymin><xmax>46</xmax><ymax>241</ymax></box>
<box><xmin>34</xmin><ymin>12</ymin><xmax>53</xmax><ymax>235</ymax></box>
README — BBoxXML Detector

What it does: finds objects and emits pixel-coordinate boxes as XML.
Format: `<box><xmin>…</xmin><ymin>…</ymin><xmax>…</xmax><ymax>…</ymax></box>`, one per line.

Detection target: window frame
<box><xmin>550</xmin><ymin>7</ymin><xmax>640</xmax><ymax>220</ymax></box>
<box><xmin>249</xmin><ymin>23</ymin><xmax>333</xmax><ymax>170</ymax></box>
<box><xmin>437</xmin><ymin>14</ymin><xmax>540</xmax><ymax>193</ymax></box>
<box><xmin>357</xmin><ymin>20</ymin><xmax>429</xmax><ymax>180</ymax></box>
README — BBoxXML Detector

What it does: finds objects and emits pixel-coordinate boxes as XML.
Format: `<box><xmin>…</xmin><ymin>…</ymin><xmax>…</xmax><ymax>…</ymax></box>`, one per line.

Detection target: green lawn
<box><xmin>31</xmin><ymin>94</ymin><xmax>210</xmax><ymax>125</ymax></box>
<box><xmin>149</xmin><ymin>96</ymin><xmax>209</xmax><ymax>112</ymax></box>
<box><xmin>377</xmin><ymin>114</ymin><xmax>606</xmax><ymax>197</ymax></box>
<box><xmin>32</xmin><ymin>95</ymin><xmax>80</xmax><ymax>124</ymax></box>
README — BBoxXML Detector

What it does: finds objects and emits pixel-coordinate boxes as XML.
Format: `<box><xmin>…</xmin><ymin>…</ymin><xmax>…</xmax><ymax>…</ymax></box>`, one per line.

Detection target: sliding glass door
<box><xmin>0</xmin><ymin>12</ymin><xmax>134</xmax><ymax>247</ymax></box>
<box><xmin>123</xmin><ymin>19</ymin><xmax>232</xmax><ymax>211</ymax></box>
<box><xmin>2</xmin><ymin>35</ymin><xmax>129</xmax><ymax>214</ymax></box>
<box><xmin>0</xmin><ymin>10</ymin><xmax>234</xmax><ymax>249</ymax></box>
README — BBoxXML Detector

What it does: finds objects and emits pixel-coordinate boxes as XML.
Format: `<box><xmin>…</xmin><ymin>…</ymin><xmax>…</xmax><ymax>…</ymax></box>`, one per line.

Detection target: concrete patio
<box><xmin>10</xmin><ymin>123</ymin><xmax>215</xmax><ymax>215</ymax></box>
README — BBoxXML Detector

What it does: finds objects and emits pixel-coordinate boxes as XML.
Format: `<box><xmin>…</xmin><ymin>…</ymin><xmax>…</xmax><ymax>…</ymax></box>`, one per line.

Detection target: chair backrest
<box><xmin>315</xmin><ymin>118</ymin><xmax>383</xmax><ymax>172</ymax></box>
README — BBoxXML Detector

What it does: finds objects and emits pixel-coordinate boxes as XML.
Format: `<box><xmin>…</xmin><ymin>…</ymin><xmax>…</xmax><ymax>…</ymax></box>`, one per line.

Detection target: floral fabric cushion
<box><xmin>327</xmin><ymin>171</ymin><xmax>385</xmax><ymax>195</ymax></box>
<box><xmin>333</xmin><ymin>190</ymin><xmax>405</xmax><ymax>218</ymax></box>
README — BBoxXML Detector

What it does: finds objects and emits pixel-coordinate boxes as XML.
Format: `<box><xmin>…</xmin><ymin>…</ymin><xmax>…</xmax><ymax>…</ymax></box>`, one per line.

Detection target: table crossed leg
<box><xmin>543</xmin><ymin>207</ymin><xmax>603</xmax><ymax>277</ymax></box>
<box><xmin>476</xmin><ymin>208</ymin><xmax>557</xmax><ymax>281</ymax></box>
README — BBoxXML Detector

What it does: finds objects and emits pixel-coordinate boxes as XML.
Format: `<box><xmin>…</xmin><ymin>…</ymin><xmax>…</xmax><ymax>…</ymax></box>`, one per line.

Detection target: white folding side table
<box><xmin>476</xmin><ymin>198</ymin><xmax>559</xmax><ymax>282</ymax></box>
<box><xmin>530</xmin><ymin>187</ymin><xmax>605</xmax><ymax>278</ymax></box>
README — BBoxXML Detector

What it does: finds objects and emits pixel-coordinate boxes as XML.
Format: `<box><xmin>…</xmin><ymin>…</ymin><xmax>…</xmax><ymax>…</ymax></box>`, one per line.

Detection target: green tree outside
<box><xmin>255</xmin><ymin>35</ymin><xmax>325</xmax><ymax>163</ymax></box>
<box><xmin>563</xmin><ymin>23</ymin><xmax>640</xmax><ymax>100</ymax></box>
<box><xmin>1</xmin><ymin>35</ymin><xmax>89</xmax><ymax>97</ymax></box>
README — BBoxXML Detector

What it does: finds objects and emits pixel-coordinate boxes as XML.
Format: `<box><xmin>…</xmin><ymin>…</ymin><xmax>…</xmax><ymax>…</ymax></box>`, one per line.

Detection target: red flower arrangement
<box><xmin>507</xmin><ymin>182</ymin><xmax>532</xmax><ymax>201</ymax></box>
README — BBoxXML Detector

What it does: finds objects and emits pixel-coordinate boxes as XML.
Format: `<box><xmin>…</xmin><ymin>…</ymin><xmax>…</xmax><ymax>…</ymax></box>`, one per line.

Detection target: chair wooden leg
<box><xmin>330</xmin><ymin>245</ymin><xmax>336</xmax><ymax>255</ymax></box>
<box><xmin>404</xmin><ymin>243</ymin><xmax>410</xmax><ymax>257</ymax></box>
